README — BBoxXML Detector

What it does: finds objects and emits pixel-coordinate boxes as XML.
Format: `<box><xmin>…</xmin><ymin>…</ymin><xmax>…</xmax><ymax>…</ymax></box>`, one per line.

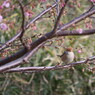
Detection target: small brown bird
<box><xmin>58</xmin><ymin>47</ymin><xmax>74</xmax><ymax>64</ymax></box>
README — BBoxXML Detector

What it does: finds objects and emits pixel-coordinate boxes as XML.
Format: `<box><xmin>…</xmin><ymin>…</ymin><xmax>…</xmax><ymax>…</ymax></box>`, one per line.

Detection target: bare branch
<box><xmin>0</xmin><ymin>28</ymin><xmax>95</xmax><ymax>72</ymax></box>
<box><xmin>57</xmin><ymin>8</ymin><xmax>95</xmax><ymax>31</ymax></box>
<box><xmin>4</xmin><ymin>55</ymin><xmax>95</xmax><ymax>73</ymax></box>
<box><xmin>0</xmin><ymin>4</ymin><xmax>95</xmax><ymax>67</ymax></box>
<box><xmin>17</xmin><ymin>0</ymin><xmax>25</xmax><ymax>38</ymax></box>
<box><xmin>52</xmin><ymin>0</ymin><xmax>69</xmax><ymax>34</ymax></box>
<box><xmin>0</xmin><ymin>41</ymin><xmax>46</xmax><ymax>72</ymax></box>
<box><xmin>17</xmin><ymin>0</ymin><xmax>26</xmax><ymax>47</ymax></box>
<box><xmin>55</xmin><ymin>29</ymin><xmax>95</xmax><ymax>36</ymax></box>
<box><xmin>0</xmin><ymin>2</ymin><xmax>57</xmax><ymax>51</ymax></box>
<box><xmin>0</xmin><ymin>28</ymin><xmax>95</xmax><ymax>66</ymax></box>
<box><xmin>56</xmin><ymin>0</ymin><xmax>60</xmax><ymax>16</ymax></box>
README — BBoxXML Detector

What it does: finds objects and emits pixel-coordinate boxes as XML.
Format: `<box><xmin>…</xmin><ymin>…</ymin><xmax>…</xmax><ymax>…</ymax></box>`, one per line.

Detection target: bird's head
<box><xmin>66</xmin><ymin>47</ymin><xmax>73</xmax><ymax>52</ymax></box>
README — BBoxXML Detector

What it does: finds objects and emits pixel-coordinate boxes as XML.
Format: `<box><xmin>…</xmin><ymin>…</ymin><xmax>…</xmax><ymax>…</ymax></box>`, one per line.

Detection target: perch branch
<box><xmin>4</xmin><ymin>55</ymin><xmax>95</xmax><ymax>73</ymax></box>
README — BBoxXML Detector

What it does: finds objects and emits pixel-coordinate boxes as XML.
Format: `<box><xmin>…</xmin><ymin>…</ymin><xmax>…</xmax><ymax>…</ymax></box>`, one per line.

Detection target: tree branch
<box><xmin>57</xmin><ymin>8</ymin><xmax>95</xmax><ymax>31</ymax></box>
<box><xmin>4</xmin><ymin>55</ymin><xmax>95</xmax><ymax>73</ymax></box>
<box><xmin>52</xmin><ymin>0</ymin><xmax>69</xmax><ymax>34</ymax></box>
<box><xmin>0</xmin><ymin>28</ymin><xmax>95</xmax><ymax>72</ymax></box>
<box><xmin>0</xmin><ymin>4</ymin><xmax>95</xmax><ymax>68</ymax></box>
<box><xmin>17</xmin><ymin>0</ymin><xmax>27</xmax><ymax>47</ymax></box>
<box><xmin>0</xmin><ymin>41</ymin><xmax>46</xmax><ymax>72</ymax></box>
<box><xmin>17</xmin><ymin>0</ymin><xmax>25</xmax><ymax>38</ymax></box>
<box><xmin>55</xmin><ymin>29</ymin><xmax>95</xmax><ymax>36</ymax></box>
<box><xmin>0</xmin><ymin>2</ymin><xmax>57</xmax><ymax>51</ymax></box>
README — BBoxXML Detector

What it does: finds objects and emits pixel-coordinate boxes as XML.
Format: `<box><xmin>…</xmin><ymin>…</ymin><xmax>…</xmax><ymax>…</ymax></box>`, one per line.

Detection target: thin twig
<box><xmin>56</xmin><ymin>0</ymin><xmax>60</xmax><ymax>16</ymax></box>
<box><xmin>17</xmin><ymin>0</ymin><xmax>26</xmax><ymax>47</ymax></box>
<box><xmin>17</xmin><ymin>0</ymin><xmax>25</xmax><ymax>38</ymax></box>
<box><xmin>52</xmin><ymin>0</ymin><xmax>69</xmax><ymax>34</ymax></box>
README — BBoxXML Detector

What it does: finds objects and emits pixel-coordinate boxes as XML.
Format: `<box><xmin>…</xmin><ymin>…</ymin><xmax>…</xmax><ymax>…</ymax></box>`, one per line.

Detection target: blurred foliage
<box><xmin>0</xmin><ymin>0</ymin><xmax>95</xmax><ymax>95</ymax></box>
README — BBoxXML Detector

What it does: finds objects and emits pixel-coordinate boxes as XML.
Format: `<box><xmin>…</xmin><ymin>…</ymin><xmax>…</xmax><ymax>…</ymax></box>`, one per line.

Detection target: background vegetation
<box><xmin>0</xmin><ymin>0</ymin><xmax>95</xmax><ymax>95</ymax></box>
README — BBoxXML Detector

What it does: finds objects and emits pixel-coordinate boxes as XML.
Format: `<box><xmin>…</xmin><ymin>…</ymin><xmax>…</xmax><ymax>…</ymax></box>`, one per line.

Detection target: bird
<box><xmin>58</xmin><ymin>47</ymin><xmax>74</xmax><ymax>64</ymax></box>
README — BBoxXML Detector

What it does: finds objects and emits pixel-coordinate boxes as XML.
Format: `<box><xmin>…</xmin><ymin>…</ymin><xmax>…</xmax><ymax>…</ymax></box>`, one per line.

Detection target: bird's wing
<box><xmin>60</xmin><ymin>51</ymin><xmax>67</xmax><ymax>57</ymax></box>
